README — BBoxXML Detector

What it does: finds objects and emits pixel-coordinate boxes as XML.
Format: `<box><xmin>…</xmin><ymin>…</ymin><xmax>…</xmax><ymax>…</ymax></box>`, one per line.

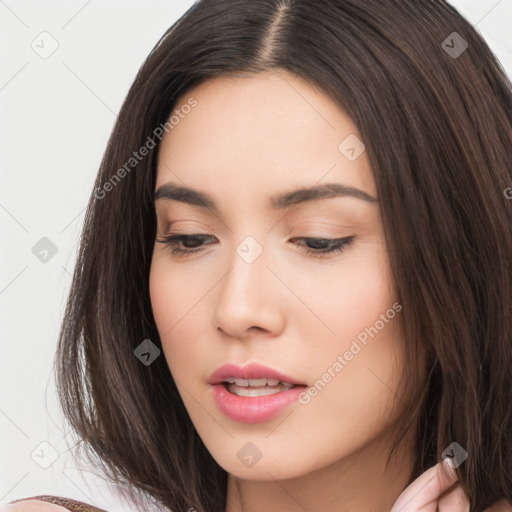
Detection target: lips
<box><xmin>208</xmin><ymin>363</ymin><xmax>306</xmax><ymax>423</ymax></box>
<box><xmin>208</xmin><ymin>363</ymin><xmax>308</xmax><ymax>423</ymax></box>
<box><xmin>208</xmin><ymin>362</ymin><xmax>307</xmax><ymax>387</ymax></box>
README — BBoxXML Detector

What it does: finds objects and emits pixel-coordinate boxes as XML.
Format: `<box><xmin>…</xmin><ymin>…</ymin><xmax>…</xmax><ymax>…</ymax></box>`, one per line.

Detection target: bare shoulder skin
<box><xmin>2</xmin><ymin>501</ymin><xmax>69</xmax><ymax>511</ymax></box>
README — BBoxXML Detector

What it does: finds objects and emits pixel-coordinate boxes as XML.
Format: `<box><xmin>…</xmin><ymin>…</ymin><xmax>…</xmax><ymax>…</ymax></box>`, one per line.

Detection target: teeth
<box><xmin>223</xmin><ymin>378</ymin><xmax>283</xmax><ymax>387</ymax></box>
<box><xmin>230</xmin><ymin>386</ymin><xmax>284</xmax><ymax>397</ymax></box>
<box><xmin>226</xmin><ymin>381</ymin><xmax>296</xmax><ymax>397</ymax></box>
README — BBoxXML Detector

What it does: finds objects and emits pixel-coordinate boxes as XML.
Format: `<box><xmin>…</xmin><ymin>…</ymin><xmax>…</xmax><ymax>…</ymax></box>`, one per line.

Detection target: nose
<box><xmin>212</xmin><ymin>236</ymin><xmax>286</xmax><ymax>340</ymax></box>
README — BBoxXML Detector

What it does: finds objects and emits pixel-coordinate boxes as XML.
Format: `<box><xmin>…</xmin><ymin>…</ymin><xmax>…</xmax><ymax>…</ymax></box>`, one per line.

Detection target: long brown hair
<box><xmin>54</xmin><ymin>1</ymin><xmax>512</xmax><ymax>510</ymax></box>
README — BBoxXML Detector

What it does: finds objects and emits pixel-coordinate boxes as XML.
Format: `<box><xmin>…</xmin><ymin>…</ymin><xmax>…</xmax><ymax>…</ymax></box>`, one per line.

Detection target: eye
<box><xmin>156</xmin><ymin>233</ymin><xmax>216</xmax><ymax>257</ymax></box>
<box><xmin>155</xmin><ymin>233</ymin><xmax>356</xmax><ymax>258</ymax></box>
<box><xmin>290</xmin><ymin>236</ymin><xmax>355</xmax><ymax>258</ymax></box>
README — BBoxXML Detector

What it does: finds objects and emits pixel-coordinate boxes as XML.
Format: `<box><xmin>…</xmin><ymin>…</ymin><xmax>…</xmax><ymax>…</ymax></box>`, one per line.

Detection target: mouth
<box><xmin>208</xmin><ymin>363</ymin><xmax>308</xmax><ymax>423</ymax></box>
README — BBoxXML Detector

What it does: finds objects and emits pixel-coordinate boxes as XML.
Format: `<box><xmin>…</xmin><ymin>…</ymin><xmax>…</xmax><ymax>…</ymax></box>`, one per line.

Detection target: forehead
<box><xmin>155</xmin><ymin>71</ymin><xmax>376</xmax><ymax>200</ymax></box>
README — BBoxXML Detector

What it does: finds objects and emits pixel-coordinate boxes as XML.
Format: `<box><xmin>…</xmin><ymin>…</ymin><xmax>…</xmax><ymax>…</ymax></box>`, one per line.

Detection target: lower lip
<box><xmin>210</xmin><ymin>384</ymin><xmax>306</xmax><ymax>423</ymax></box>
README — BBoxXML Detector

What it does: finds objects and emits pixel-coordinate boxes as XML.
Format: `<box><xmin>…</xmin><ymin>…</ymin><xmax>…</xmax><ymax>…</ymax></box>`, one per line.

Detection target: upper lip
<box><xmin>208</xmin><ymin>362</ymin><xmax>307</xmax><ymax>386</ymax></box>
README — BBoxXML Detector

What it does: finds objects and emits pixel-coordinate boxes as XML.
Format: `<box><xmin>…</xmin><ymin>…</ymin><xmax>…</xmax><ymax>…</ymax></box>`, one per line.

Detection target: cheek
<box><xmin>291</xmin><ymin>238</ymin><xmax>396</xmax><ymax>345</ymax></box>
<box><xmin>296</xmin><ymin>314</ymin><xmax>404</xmax><ymax>447</ymax></box>
<box><xmin>149</xmin><ymin>256</ymin><xmax>211</xmax><ymax>375</ymax></box>
<box><xmin>149</xmin><ymin>260</ymin><xmax>174</xmax><ymax>340</ymax></box>
<box><xmin>149</xmin><ymin>253</ymin><xmax>205</xmax><ymax>334</ymax></box>
<box><xmin>288</xmin><ymin>243</ymin><xmax>404</xmax><ymax>449</ymax></box>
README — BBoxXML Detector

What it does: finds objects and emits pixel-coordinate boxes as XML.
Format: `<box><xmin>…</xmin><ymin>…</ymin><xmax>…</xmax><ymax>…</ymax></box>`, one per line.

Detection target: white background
<box><xmin>1</xmin><ymin>0</ymin><xmax>511</xmax><ymax>510</ymax></box>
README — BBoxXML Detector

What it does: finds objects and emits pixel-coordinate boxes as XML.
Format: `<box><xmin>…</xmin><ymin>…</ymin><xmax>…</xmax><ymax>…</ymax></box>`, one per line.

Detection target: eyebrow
<box><xmin>153</xmin><ymin>182</ymin><xmax>378</xmax><ymax>210</ymax></box>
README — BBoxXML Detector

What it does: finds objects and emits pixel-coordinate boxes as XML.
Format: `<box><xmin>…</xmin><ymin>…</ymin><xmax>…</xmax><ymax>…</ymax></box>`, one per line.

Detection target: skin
<box><xmin>148</xmin><ymin>71</ymin><xmax>509</xmax><ymax>512</ymax></box>
<box><xmin>2</xmin><ymin>503</ymin><xmax>69</xmax><ymax>511</ymax></box>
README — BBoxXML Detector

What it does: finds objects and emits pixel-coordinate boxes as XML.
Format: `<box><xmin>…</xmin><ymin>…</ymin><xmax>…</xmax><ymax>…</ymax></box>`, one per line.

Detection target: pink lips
<box><xmin>208</xmin><ymin>362</ymin><xmax>307</xmax><ymax>424</ymax></box>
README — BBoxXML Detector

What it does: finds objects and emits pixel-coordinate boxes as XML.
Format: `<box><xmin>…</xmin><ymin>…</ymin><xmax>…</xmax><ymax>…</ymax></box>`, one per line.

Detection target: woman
<box><xmin>5</xmin><ymin>1</ymin><xmax>512</xmax><ymax>511</ymax></box>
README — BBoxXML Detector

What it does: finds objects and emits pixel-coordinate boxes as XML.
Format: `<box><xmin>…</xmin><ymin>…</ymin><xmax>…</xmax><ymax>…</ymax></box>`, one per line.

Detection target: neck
<box><xmin>224</xmin><ymin>426</ymin><xmax>415</xmax><ymax>512</ymax></box>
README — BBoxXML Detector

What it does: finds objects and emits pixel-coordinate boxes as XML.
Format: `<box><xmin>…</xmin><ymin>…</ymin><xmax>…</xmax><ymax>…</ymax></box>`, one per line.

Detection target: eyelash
<box><xmin>155</xmin><ymin>233</ymin><xmax>355</xmax><ymax>259</ymax></box>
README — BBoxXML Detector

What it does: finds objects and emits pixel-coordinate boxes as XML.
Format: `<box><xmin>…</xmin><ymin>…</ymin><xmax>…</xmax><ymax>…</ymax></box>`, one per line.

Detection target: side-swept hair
<box><xmin>54</xmin><ymin>1</ymin><xmax>512</xmax><ymax>510</ymax></box>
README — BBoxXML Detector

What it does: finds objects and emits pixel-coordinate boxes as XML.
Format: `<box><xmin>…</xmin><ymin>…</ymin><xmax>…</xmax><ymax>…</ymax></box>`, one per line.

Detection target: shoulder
<box><xmin>2</xmin><ymin>496</ymin><xmax>107</xmax><ymax>512</ymax></box>
<box><xmin>1</xmin><ymin>500</ymin><xmax>68</xmax><ymax>511</ymax></box>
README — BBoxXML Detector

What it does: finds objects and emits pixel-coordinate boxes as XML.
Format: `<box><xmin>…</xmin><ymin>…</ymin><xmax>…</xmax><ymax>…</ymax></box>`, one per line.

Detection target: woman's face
<box><xmin>150</xmin><ymin>70</ymin><xmax>407</xmax><ymax>480</ymax></box>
